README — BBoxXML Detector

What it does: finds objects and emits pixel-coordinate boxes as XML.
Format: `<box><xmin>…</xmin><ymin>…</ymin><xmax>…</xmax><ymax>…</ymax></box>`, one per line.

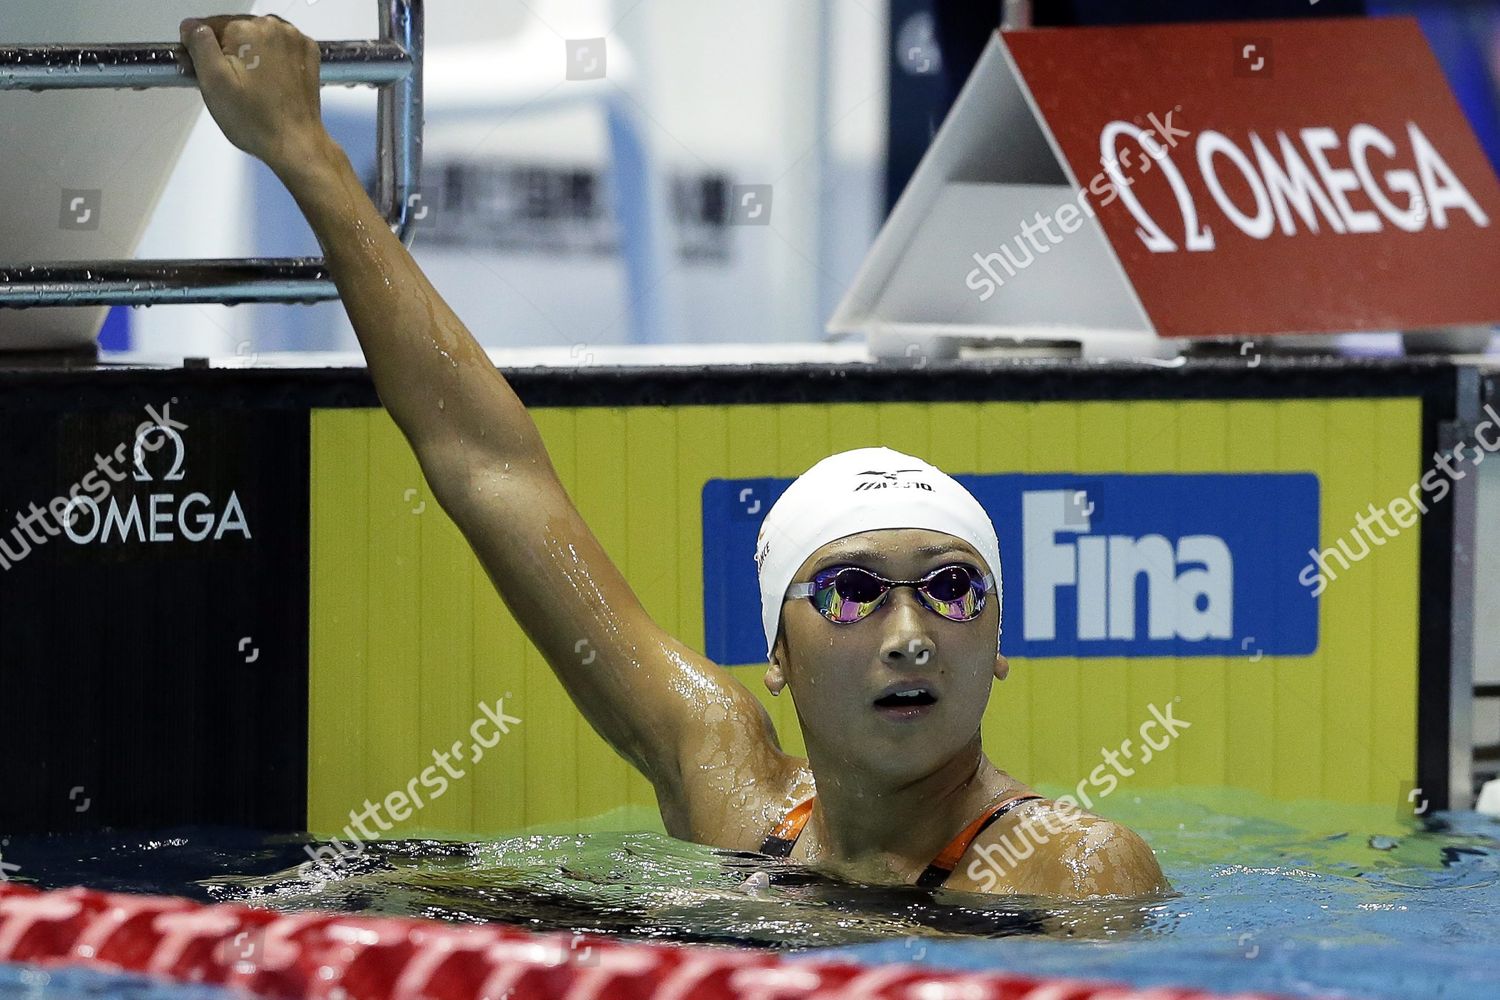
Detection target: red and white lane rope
<box><xmin>0</xmin><ymin>883</ymin><xmax>1290</xmax><ymax>1000</ymax></box>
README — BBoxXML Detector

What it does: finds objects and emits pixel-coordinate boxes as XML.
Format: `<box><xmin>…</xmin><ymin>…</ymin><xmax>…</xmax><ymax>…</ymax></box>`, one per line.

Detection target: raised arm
<box><xmin>179</xmin><ymin>14</ymin><xmax>517</xmax><ymax>467</ymax></box>
<box><xmin>179</xmin><ymin>15</ymin><xmax>792</xmax><ymax>833</ymax></box>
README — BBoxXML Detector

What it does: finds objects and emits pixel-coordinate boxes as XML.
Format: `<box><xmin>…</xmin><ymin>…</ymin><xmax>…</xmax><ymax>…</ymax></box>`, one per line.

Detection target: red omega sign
<box><xmin>1002</xmin><ymin>17</ymin><xmax>1500</xmax><ymax>337</ymax></box>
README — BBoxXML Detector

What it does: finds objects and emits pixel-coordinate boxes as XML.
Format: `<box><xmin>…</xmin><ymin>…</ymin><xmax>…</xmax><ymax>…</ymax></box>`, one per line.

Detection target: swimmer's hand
<box><xmin>178</xmin><ymin>15</ymin><xmax>327</xmax><ymax>173</ymax></box>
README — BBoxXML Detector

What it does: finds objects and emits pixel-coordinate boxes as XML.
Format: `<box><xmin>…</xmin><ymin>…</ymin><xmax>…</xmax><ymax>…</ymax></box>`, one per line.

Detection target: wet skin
<box><xmin>179</xmin><ymin>14</ymin><xmax>1169</xmax><ymax>900</ymax></box>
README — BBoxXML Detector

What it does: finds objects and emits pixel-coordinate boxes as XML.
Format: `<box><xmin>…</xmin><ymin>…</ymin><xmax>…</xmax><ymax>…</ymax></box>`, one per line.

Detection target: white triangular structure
<box><xmin>828</xmin><ymin>31</ymin><xmax>1151</xmax><ymax>346</ymax></box>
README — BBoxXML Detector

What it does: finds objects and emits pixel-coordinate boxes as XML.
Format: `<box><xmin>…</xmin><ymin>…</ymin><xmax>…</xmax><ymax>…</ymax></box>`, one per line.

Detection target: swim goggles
<box><xmin>784</xmin><ymin>563</ymin><xmax>995</xmax><ymax>624</ymax></box>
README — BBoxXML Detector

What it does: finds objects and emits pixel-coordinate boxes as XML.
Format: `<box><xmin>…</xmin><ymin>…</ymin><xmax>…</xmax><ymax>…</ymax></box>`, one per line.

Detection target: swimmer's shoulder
<box><xmin>946</xmin><ymin>798</ymin><xmax>1171</xmax><ymax>899</ymax></box>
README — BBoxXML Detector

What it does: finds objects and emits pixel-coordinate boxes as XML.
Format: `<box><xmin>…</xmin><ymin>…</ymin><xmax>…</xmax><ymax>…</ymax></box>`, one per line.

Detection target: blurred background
<box><xmin>15</xmin><ymin>0</ymin><xmax>1498</xmax><ymax>359</ymax></box>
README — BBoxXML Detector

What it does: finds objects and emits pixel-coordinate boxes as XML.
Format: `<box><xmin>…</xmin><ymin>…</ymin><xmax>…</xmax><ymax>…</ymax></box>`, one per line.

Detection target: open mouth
<box><xmin>872</xmin><ymin>685</ymin><xmax>939</xmax><ymax>718</ymax></box>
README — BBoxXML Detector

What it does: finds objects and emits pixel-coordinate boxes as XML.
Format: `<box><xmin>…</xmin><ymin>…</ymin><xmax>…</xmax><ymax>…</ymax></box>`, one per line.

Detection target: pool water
<box><xmin>0</xmin><ymin>964</ymin><xmax>242</xmax><ymax>1000</ymax></box>
<box><xmin>3</xmin><ymin>789</ymin><xmax>1497</xmax><ymax>999</ymax></box>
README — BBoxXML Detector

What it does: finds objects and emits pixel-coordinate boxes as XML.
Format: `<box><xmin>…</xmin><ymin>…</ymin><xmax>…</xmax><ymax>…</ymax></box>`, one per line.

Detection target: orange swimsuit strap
<box><xmin>759</xmin><ymin>796</ymin><xmax>816</xmax><ymax>859</ymax></box>
<box><xmin>758</xmin><ymin>791</ymin><xmax>1045</xmax><ymax>888</ymax></box>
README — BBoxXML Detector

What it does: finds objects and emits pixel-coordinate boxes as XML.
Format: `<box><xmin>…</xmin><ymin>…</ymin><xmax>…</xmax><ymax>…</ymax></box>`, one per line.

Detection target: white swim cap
<box><xmin>755</xmin><ymin>447</ymin><xmax>1003</xmax><ymax>661</ymax></box>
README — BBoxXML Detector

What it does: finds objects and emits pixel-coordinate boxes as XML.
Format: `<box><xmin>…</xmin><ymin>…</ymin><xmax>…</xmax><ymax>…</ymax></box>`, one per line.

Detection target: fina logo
<box><xmin>1022</xmin><ymin>489</ymin><xmax>1233</xmax><ymax>643</ymax></box>
<box><xmin>63</xmin><ymin>419</ymin><xmax>251</xmax><ymax>546</ymax></box>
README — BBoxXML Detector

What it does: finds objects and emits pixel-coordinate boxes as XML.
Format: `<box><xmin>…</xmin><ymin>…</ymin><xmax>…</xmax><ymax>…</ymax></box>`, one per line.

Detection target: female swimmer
<box><xmin>179</xmin><ymin>14</ymin><xmax>1169</xmax><ymax>899</ymax></box>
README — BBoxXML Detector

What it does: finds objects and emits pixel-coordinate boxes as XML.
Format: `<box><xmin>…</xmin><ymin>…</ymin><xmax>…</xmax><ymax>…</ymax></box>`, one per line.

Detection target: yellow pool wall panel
<box><xmin>307</xmin><ymin>398</ymin><xmax>1422</xmax><ymax>836</ymax></box>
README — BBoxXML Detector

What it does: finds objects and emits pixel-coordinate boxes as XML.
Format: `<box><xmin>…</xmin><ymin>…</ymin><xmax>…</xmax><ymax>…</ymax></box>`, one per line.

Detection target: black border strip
<box><xmin>1416</xmin><ymin>370</ymin><xmax>1460</xmax><ymax>810</ymax></box>
<box><xmin>0</xmin><ymin>355</ymin><xmax>1465</xmax><ymax>411</ymax></box>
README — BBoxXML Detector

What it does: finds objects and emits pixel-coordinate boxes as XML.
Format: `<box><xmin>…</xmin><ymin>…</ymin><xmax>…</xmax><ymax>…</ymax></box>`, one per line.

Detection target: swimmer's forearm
<box><xmin>272</xmin><ymin>134</ymin><xmax>548</xmax><ymax>478</ymax></box>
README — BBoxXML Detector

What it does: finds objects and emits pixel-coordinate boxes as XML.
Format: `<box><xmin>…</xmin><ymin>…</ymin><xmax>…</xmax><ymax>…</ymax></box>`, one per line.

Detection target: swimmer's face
<box><xmin>768</xmin><ymin>528</ymin><xmax>1006</xmax><ymax>780</ymax></box>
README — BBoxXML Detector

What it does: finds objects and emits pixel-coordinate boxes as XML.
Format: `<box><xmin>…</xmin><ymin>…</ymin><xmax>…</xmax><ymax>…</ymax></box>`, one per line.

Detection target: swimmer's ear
<box><xmin>764</xmin><ymin>665</ymin><xmax>786</xmax><ymax>697</ymax></box>
<box><xmin>994</xmin><ymin>653</ymin><xmax>1009</xmax><ymax>682</ymax></box>
<box><xmin>765</xmin><ymin>636</ymin><xmax>788</xmax><ymax>696</ymax></box>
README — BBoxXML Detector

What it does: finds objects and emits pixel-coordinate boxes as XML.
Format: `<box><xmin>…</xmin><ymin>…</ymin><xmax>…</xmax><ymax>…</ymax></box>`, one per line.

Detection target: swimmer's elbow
<box><xmin>419</xmin><ymin>439</ymin><xmax>552</xmax><ymax>513</ymax></box>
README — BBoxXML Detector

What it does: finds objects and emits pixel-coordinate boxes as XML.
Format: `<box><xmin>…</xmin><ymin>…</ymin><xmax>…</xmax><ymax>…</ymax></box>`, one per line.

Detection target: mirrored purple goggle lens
<box><xmin>811</xmin><ymin>565</ymin><xmax>987</xmax><ymax>623</ymax></box>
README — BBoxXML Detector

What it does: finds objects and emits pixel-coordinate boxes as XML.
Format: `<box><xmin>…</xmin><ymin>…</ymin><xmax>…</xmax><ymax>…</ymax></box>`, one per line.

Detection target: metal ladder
<box><xmin>0</xmin><ymin>0</ymin><xmax>423</xmax><ymax>308</ymax></box>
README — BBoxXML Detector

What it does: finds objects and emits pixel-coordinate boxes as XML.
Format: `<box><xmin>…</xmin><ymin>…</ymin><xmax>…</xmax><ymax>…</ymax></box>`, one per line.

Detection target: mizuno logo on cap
<box><xmin>853</xmin><ymin>468</ymin><xmax>933</xmax><ymax>492</ymax></box>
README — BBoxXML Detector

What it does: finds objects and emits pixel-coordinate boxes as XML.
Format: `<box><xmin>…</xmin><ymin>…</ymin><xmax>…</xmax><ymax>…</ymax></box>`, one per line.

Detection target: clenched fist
<box><xmin>179</xmin><ymin>14</ymin><xmax>328</xmax><ymax>173</ymax></box>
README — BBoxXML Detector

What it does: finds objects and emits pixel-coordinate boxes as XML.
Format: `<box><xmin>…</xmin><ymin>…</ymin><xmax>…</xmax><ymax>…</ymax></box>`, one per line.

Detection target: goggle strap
<box><xmin>784</xmin><ymin>581</ymin><xmax>818</xmax><ymax>601</ymax></box>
